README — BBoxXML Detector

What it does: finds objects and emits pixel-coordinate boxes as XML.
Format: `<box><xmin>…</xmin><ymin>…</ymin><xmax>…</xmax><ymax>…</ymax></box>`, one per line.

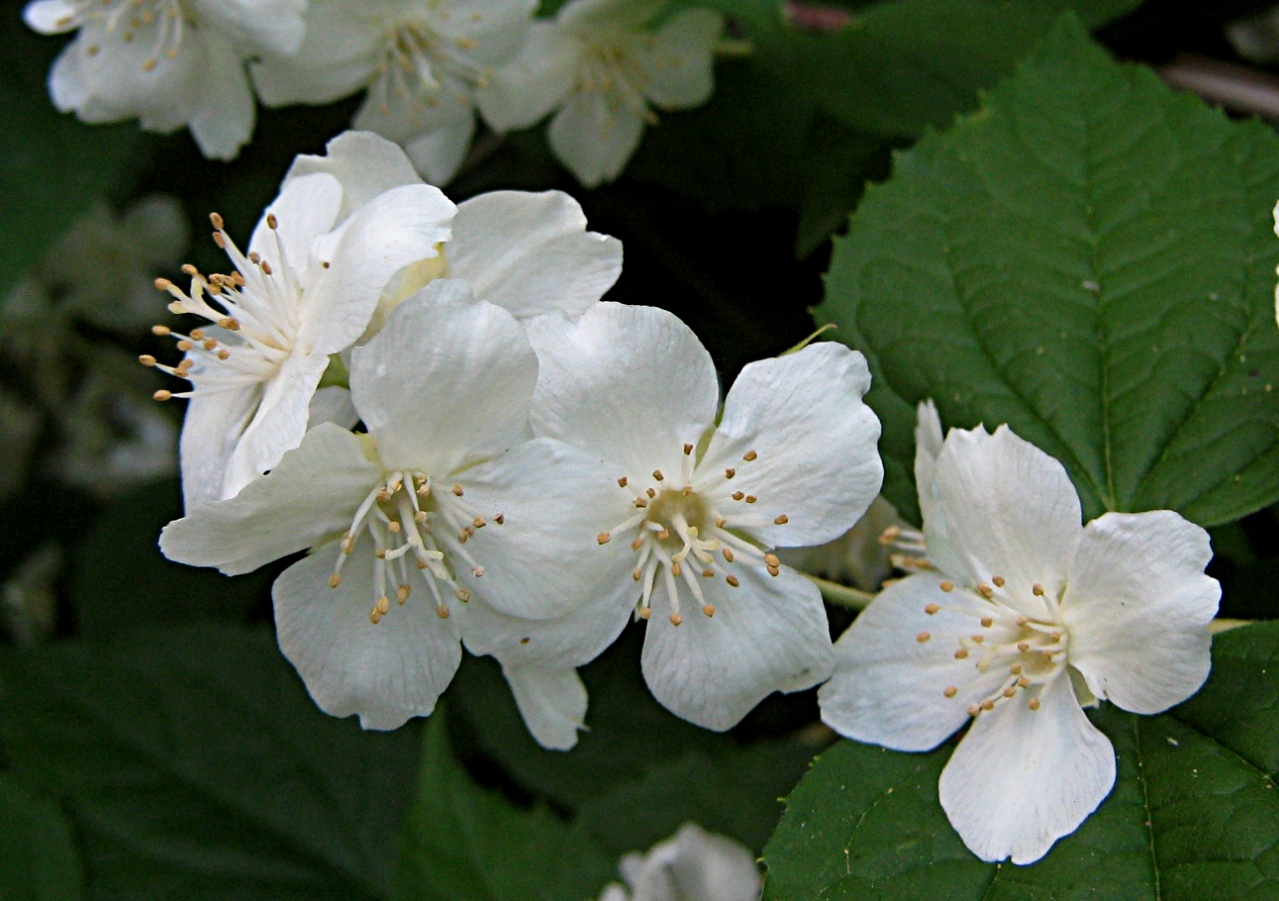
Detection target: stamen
<box><xmin>916</xmin><ymin>632</ymin><xmax>930</xmax><ymax>643</ymax></box>
<box><xmin>773</xmin><ymin>514</ymin><xmax>789</xmax><ymax>525</ymax></box>
<box><xmin>940</xmin><ymin>581</ymin><xmax>954</xmax><ymax>592</ymax></box>
<box><xmin>944</xmin><ymin>686</ymin><xmax>958</xmax><ymax>697</ymax></box>
<box><xmin>743</xmin><ymin>450</ymin><xmax>758</xmax><ymax>461</ymax></box>
<box><xmin>925</xmin><ymin>603</ymin><xmax>940</xmax><ymax>614</ymax></box>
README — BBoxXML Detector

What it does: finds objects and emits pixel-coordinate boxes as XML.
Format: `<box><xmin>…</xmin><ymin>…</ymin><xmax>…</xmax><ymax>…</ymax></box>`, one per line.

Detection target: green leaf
<box><xmin>820</xmin><ymin>14</ymin><xmax>1279</xmax><ymax>526</ymax></box>
<box><xmin>0</xmin><ymin>625</ymin><xmax>421</xmax><ymax>900</ymax></box>
<box><xmin>0</xmin><ymin>24</ymin><xmax>144</xmax><ymax>304</ymax></box>
<box><xmin>393</xmin><ymin>713</ymin><xmax>615</xmax><ymax>901</ymax></box>
<box><xmin>762</xmin><ymin>622</ymin><xmax>1279</xmax><ymax>899</ymax></box>
<box><xmin>0</xmin><ymin>772</ymin><xmax>85</xmax><ymax>901</ymax></box>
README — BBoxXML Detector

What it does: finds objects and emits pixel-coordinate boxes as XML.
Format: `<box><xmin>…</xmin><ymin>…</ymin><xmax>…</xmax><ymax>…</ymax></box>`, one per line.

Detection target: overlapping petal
<box><xmin>548</xmin><ymin>90</ymin><xmax>645</xmax><ymax>188</ymax></box>
<box><xmin>350</xmin><ymin>281</ymin><xmax>537</xmax><ymax>475</ymax></box>
<box><xmin>501</xmin><ymin>665</ymin><xmax>589</xmax><ymax>751</ymax></box>
<box><xmin>476</xmin><ymin>23</ymin><xmax>578</xmax><ymax>131</ymax></box>
<box><xmin>1064</xmin><ymin>511</ymin><xmax>1219</xmax><ymax>714</ymax></box>
<box><xmin>635</xmin><ymin>10</ymin><xmax>722</xmax><ymax>109</ymax></box>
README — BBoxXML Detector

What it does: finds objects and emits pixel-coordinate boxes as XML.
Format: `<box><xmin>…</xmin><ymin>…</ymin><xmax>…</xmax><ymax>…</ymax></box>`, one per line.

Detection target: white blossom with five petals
<box><xmin>149</xmin><ymin>153</ymin><xmax>455</xmax><ymax>510</ymax></box>
<box><xmin>24</xmin><ymin>0</ymin><xmax>306</xmax><ymax>159</ymax></box>
<box><xmin>500</xmin><ymin>302</ymin><xmax>883</xmax><ymax>730</ymax></box>
<box><xmin>819</xmin><ymin>402</ymin><xmax>1221</xmax><ymax>865</ymax></box>
<box><xmin>251</xmin><ymin>0</ymin><xmax>536</xmax><ymax>184</ymax></box>
<box><xmin>161</xmin><ymin>282</ymin><xmax>623</xmax><ymax>741</ymax></box>
<box><xmin>478</xmin><ymin>0</ymin><xmax>723</xmax><ymax>187</ymax></box>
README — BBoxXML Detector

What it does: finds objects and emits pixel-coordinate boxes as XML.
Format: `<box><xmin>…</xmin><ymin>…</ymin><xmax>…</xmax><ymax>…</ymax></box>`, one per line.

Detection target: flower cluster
<box><xmin>26</xmin><ymin>0</ymin><xmax>724</xmax><ymax>183</ymax></box>
<box><xmin>157</xmin><ymin>129</ymin><xmax>883</xmax><ymax>749</ymax></box>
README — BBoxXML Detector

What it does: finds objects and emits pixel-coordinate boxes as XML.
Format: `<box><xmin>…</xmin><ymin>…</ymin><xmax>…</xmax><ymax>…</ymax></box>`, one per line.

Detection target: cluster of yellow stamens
<box><xmin>597</xmin><ymin>444</ymin><xmax>790</xmax><ymax>627</ymax></box>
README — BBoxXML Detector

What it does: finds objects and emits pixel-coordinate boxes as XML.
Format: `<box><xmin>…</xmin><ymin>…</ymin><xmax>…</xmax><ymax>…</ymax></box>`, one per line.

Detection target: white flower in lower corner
<box><xmin>23</xmin><ymin>0</ymin><xmax>306</xmax><ymax>160</ymax></box>
<box><xmin>598</xmin><ymin>822</ymin><xmax>761</xmax><ymax>901</ymax></box>
<box><xmin>478</xmin><ymin>0</ymin><xmax>724</xmax><ymax>187</ymax></box>
<box><xmin>146</xmin><ymin>153</ymin><xmax>455</xmax><ymax>509</ymax></box>
<box><xmin>818</xmin><ymin>402</ymin><xmax>1221</xmax><ymax>865</ymax></box>
<box><xmin>161</xmin><ymin>281</ymin><xmax>621</xmax><ymax>742</ymax></box>
<box><xmin>515</xmin><ymin>302</ymin><xmax>883</xmax><ymax>730</ymax></box>
<box><xmin>251</xmin><ymin>0</ymin><xmax>536</xmax><ymax>184</ymax></box>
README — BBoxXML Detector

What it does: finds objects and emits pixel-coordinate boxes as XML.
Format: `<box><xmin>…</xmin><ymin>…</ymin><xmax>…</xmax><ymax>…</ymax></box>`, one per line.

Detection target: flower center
<box><xmin>580</xmin><ymin>42</ymin><xmax>655</xmax><ymax>123</ymax></box>
<box><xmin>328</xmin><ymin>467</ymin><xmax>503</xmax><ymax>625</ymax></box>
<box><xmin>597</xmin><ymin>444</ymin><xmax>789</xmax><ymax>626</ymax></box>
<box><xmin>62</xmin><ymin>0</ymin><xmax>192</xmax><ymax>73</ymax></box>
<box><xmin>365</xmin><ymin>17</ymin><xmax>492</xmax><ymax>126</ymax></box>
<box><xmin>142</xmin><ymin>212</ymin><xmax>303</xmax><ymax>402</ymax></box>
<box><xmin>923</xmin><ymin>576</ymin><xmax>1070</xmax><ymax>715</ymax></box>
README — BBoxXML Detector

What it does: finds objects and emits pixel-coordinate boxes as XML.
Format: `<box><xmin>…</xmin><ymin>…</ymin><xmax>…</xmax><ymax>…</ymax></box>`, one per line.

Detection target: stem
<box><xmin>714</xmin><ymin>38</ymin><xmax>753</xmax><ymax>58</ymax></box>
<box><xmin>805</xmin><ymin>574</ymin><xmax>875</xmax><ymax>611</ymax></box>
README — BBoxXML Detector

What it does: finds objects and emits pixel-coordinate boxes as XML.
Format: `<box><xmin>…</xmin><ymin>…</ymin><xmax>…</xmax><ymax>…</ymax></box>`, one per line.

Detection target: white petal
<box><xmin>186</xmin><ymin>31</ymin><xmax>255</xmax><ymax>161</ymax></box>
<box><xmin>501</xmin><ymin>665</ymin><xmax>588</xmax><ymax>750</ymax></box>
<box><xmin>161</xmin><ymin>423</ymin><xmax>379</xmax><ymax>574</ymax></box>
<box><xmin>350</xmin><ymin>281</ymin><xmax>537</xmax><ymax>474</ymax></box>
<box><xmin>430</xmin><ymin>0</ymin><xmax>537</xmax><ymax>68</ymax></box>
<box><xmin>476</xmin><ymin>23</ymin><xmax>578</xmax><ymax>131</ymax></box>
<box><xmin>222</xmin><ymin>351</ymin><xmax>331</xmax><ymax>500</ymax></box>
<box><xmin>248</xmin><ymin>173</ymin><xmax>343</xmax><ymax>279</ymax></box>
<box><xmin>283</xmin><ymin>130</ymin><xmax>421</xmax><ymax>219</ymax></box>
<box><xmin>24</xmin><ymin>0</ymin><xmax>79</xmax><ymax>34</ymax></box>
<box><xmin>635</xmin><ymin>10</ymin><xmax>722</xmax><ymax>110</ymax></box>
<box><xmin>548</xmin><ymin>89</ymin><xmax>645</xmax><ymax>187</ymax></box>
<box><xmin>939</xmin><ymin>675</ymin><xmax>1115</xmax><ymax>865</ymax></box>
<box><xmin>932</xmin><ymin>426</ymin><xmax>1081</xmax><ymax>615</ymax></box>
<box><xmin>559</xmin><ymin>0</ymin><xmax>665</xmax><ymax>31</ymax></box>
<box><xmin>248</xmin><ymin>0</ymin><xmax>379</xmax><ymax>105</ymax></box>
<box><xmin>273</xmin><ymin>531</ymin><xmax>462</xmax><ymax>730</ymax></box>
<box><xmin>1063</xmin><ymin>511</ymin><xmax>1220</xmax><ymax>714</ymax></box>
<box><xmin>914</xmin><ymin>399</ymin><xmax>972</xmax><ymax>577</ymax></box>
<box><xmin>302</xmin><ymin>182</ymin><xmax>456</xmax><ymax>354</ymax></box>
<box><xmin>641</xmin><ymin>565</ymin><xmax>833</xmax><ymax>730</ymax></box>
<box><xmin>819</xmin><ymin>575</ymin><xmax>1008</xmax><ymax>751</ymax></box>
<box><xmin>445</xmin><ymin>438</ymin><xmax>636</xmax><ymax>620</ymax></box>
<box><xmin>403</xmin><ymin>112</ymin><xmax>476</xmax><ymax>185</ymax></box>
<box><xmin>528</xmin><ymin>302</ymin><xmax>718</xmax><ymax>478</ymax></box>
<box><xmin>664</xmin><ymin>823</ymin><xmax>762</xmax><ymax>901</ymax></box>
<box><xmin>450</xmin><ymin>190</ymin><xmax>622</xmax><ymax>321</ymax></box>
<box><xmin>457</xmin><ymin>588</ymin><xmax>630</xmax><ymax>671</ymax></box>
<box><xmin>699</xmin><ymin>343</ymin><xmax>882</xmax><ymax>548</ymax></box>
<box><xmin>47</xmin><ymin>41</ymin><xmax>91</xmax><ymax>113</ymax></box>
<box><xmin>195</xmin><ymin>0</ymin><xmax>307</xmax><ymax>55</ymax></box>
<box><xmin>178</xmin><ymin>384</ymin><xmax>258</xmax><ymax>511</ymax></box>
<box><xmin>307</xmin><ymin>386</ymin><xmax>359</xmax><ymax>431</ymax></box>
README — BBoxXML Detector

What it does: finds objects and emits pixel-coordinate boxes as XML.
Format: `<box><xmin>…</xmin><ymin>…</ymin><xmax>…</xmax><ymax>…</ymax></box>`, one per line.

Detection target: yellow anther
<box><xmin>773</xmin><ymin>514</ymin><xmax>788</xmax><ymax>524</ymax></box>
<box><xmin>328</xmin><ymin>574</ymin><xmax>342</xmax><ymax>588</ymax></box>
<box><xmin>743</xmin><ymin>450</ymin><xmax>758</xmax><ymax>461</ymax></box>
<box><xmin>944</xmin><ymin>686</ymin><xmax>958</xmax><ymax>698</ymax></box>
<box><xmin>1029</xmin><ymin>698</ymin><xmax>1041</xmax><ymax>710</ymax></box>
<box><xmin>702</xmin><ymin>605</ymin><xmax>715</xmax><ymax>617</ymax></box>
<box><xmin>916</xmin><ymin>632</ymin><xmax>930</xmax><ymax>643</ymax></box>
<box><xmin>617</xmin><ymin>476</ymin><xmax>628</xmax><ymax>487</ymax></box>
<box><xmin>925</xmin><ymin>603</ymin><xmax>941</xmax><ymax>615</ymax></box>
<box><xmin>683</xmin><ymin>443</ymin><xmax>694</xmax><ymax>455</ymax></box>
<box><xmin>992</xmin><ymin>575</ymin><xmax>1006</xmax><ymax>587</ymax></box>
<box><xmin>940</xmin><ymin>581</ymin><xmax>954</xmax><ymax>592</ymax></box>
<box><xmin>452</xmin><ymin>484</ymin><xmax>464</xmax><ymax>496</ymax></box>
<box><xmin>954</xmin><ymin>648</ymin><xmax>969</xmax><ymax>659</ymax></box>
<box><xmin>726</xmin><ymin>575</ymin><xmax>740</xmax><ymax>587</ymax></box>
<box><xmin>652</xmin><ymin>470</ymin><xmax>664</xmax><ymax>481</ymax></box>
<box><xmin>397</xmin><ymin>585</ymin><xmax>410</xmax><ymax>604</ymax></box>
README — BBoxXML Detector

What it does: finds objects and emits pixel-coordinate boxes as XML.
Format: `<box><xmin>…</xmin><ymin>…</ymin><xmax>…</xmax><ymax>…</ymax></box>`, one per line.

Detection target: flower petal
<box><xmin>302</xmin><ymin>182</ymin><xmax>455</xmax><ymax>354</ymax></box>
<box><xmin>307</xmin><ymin>386</ymin><xmax>359</xmax><ymax>431</ymax></box>
<box><xmin>350</xmin><ymin>281</ymin><xmax>537</xmax><ymax>474</ymax></box>
<box><xmin>222</xmin><ymin>350</ymin><xmax>331</xmax><ymax>500</ymax></box>
<box><xmin>475</xmin><ymin>23</ymin><xmax>578</xmax><ymax>131</ymax></box>
<box><xmin>635</xmin><ymin>9</ymin><xmax>721</xmax><ymax>110</ymax></box>
<box><xmin>249</xmin><ymin>3</ymin><xmax>380</xmax><ymax>108</ymax></box>
<box><xmin>248</xmin><ymin>172</ymin><xmax>343</xmax><ymax>283</ymax></box>
<box><xmin>178</xmin><ymin>383</ymin><xmax>258</xmax><ymax>511</ymax></box>
<box><xmin>282</xmin><ymin>131</ymin><xmax>421</xmax><ymax>220</ymax></box>
<box><xmin>641</xmin><ymin>565</ymin><xmax>832</xmax><ymax>730</ymax></box>
<box><xmin>914</xmin><ymin>399</ymin><xmax>970</xmax><ymax>580</ymax></box>
<box><xmin>273</xmin><ymin>530</ymin><xmax>462</xmax><ymax>730</ymax></box>
<box><xmin>24</xmin><ymin>0</ymin><xmax>79</xmax><ymax>34</ymax></box>
<box><xmin>819</xmin><ymin>574</ymin><xmax>1008</xmax><ymax>751</ymax></box>
<box><xmin>449</xmin><ymin>190</ymin><xmax>622</xmax><ymax>321</ymax></box>
<box><xmin>443</xmin><ymin>438</ymin><xmax>636</xmax><ymax>620</ymax></box>
<box><xmin>161</xmin><ymin>423</ymin><xmax>379</xmax><ymax>574</ymax></box>
<box><xmin>500</xmin><ymin>664</ymin><xmax>588</xmax><ymax>750</ymax></box>
<box><xmin>1063</xmin><ymin>511</ymin><xmax>1219</xmax><ymax>714</ymax></box>
<box><xmin>699</xmin><ymin>342</ymin><xmax>882</xmax><ymax>548</ymax></box>
<box><xmin>528</xmin><ymin>302</ymin><xmax>718</xmax><ymax>479</ymax></box>
<box><xmin>186</xmin><ymin>30</ymin><xmax>256</xmax><ymax>161</ymax></box>
<box><xmin>932</xmin><ymin>425</ymin><xmax>1082</xmax><ymax>614</ymax></box>
<box><xmin>939</xmin><ymin>675</ymin><xmax>1115</xmax><ymax>865</ymax></box>
<box><xmin>402</xmin><ymin>110</ymin><xmax>476</xmax><ymax>186</ymax></box>
<box><xmin>548</xmin><ymin>89</ymin><xmax>645</xmax><ymax>187</ymax></box>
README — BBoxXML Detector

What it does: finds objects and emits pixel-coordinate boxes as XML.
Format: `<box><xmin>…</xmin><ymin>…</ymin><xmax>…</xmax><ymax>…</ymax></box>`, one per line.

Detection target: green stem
<box><xmin>805</xmin><ymin>574</ymin><xmax>875</xmax><ymax>611</ymax></box>
<box><xmin>714</xmin><ymin>38</ymin><xmax>753</xmax><ymax>58</ymax></box>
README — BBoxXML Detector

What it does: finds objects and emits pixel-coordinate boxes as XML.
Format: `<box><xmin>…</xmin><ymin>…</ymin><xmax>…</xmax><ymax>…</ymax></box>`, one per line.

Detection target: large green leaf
<box><xmin>0</xmin><ymin>625</ymin><xmax>421</xmax><ymax>900</ymax></box>
<box><xmin>0</xmin><ymin>772</ymin><xmax>84</xmax><ymax>900</ymax></box>
<box><xmin>762</xmin><ymin>622</ymin><xmax>1279</xmax><ymax>899</ymax></box>
<box><xmin>0</xmin><ymin>21</ymin><xmax>144</xmax><ymax>304</ymax></box>
<box><xmin>820</xmin><ymin>14</ymin><xmax>1279</xmax><ymax>527</ymax></box>
<box><xmin>393</xmin><ymin>714</ymin><xmax>616</xmax><ymax>901</ymax></box>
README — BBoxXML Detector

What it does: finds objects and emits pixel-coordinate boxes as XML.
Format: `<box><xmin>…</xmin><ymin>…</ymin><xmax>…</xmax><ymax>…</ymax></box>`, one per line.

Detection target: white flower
<box><xmin>818</xmin><ymin>402</ymin><xmax>1221</xmax><ymax>865</ymax></box>
<box><xmin>598</xmin><ymin>822</ymin><xmax>761</xmax><ymax>901</ymax></box>
<box><xmin>147</xmin><ymin>151</ymin><xmax>455</xmax><ymax>509</ymax></box>
<box><xmin>160</xmin><ymin>282</ymin><xmax>622</xmax><ymax>740</ymax></box>
<box><xmin>512</xmin><ymin>302</ymin><xmax>882</xmax><ymax>730</ymax></box>
<box><xmin>251</xmin><ymin>0</ymin><xmax>536</xmax><ymax>184</ymax></box>
<box><xmin>478</xmin><ymin>0</ymin><xmax>723</xmax><ymax>187</ymax></box>
<box><xmin>23</xmin><ymin>0</ymin><xmax>306</xmax><ymax>160</ymax></box>
<box><xmin>283</xmin><ymin>131</ymin><xmax>624</xmax><ymax>335</ymax></box>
